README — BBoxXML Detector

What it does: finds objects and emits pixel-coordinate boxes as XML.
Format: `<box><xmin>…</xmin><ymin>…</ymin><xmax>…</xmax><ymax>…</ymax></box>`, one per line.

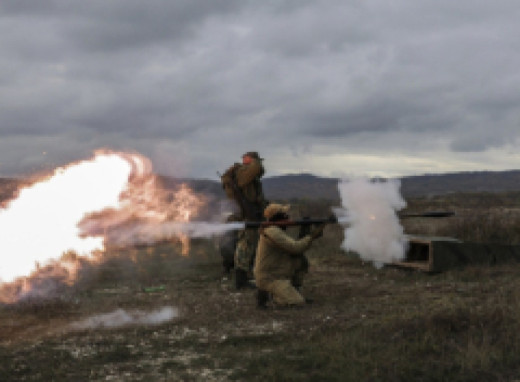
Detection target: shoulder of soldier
<box><xmin>262</xmin><ymin>226</ymin><xmax>285</xmax><ymax>239</ymax></box>
<box><xmin>235</xmin><ymin>161</ymin><xmax>248</xmax><ymax>169</ymax></box>
<box><xmin>222</xmin><ymin>162</ymin><xmax>240</xmax><ymax>176</ymax></box>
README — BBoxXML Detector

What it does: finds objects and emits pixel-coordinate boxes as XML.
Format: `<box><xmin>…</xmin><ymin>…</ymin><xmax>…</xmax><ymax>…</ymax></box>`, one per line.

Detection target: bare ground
<box><xmin>2</xmin><ymin>227</ymin><xmax>520</xmax><ymax>381</ymax></box>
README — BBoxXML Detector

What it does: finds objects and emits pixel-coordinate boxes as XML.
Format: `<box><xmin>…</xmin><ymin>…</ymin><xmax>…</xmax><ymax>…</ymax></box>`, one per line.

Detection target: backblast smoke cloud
<box><xmin>337</xmin><ymin>178</ymin><xmax>408</xmax><ymax>267</ymax></box>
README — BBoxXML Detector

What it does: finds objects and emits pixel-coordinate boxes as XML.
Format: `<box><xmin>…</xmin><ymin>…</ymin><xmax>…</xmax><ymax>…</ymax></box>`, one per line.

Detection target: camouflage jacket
<box><xmin>235</xmin><ymin>158</ymin><xmax>266</xmax><ymax>219</ymax></box>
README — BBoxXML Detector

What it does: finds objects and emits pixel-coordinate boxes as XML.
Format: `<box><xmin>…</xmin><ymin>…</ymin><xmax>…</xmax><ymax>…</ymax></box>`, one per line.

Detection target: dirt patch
<box><xmin>2</xmin><ymin>230</ymin><xmax>520</xmax><ymax>381</ymax></box>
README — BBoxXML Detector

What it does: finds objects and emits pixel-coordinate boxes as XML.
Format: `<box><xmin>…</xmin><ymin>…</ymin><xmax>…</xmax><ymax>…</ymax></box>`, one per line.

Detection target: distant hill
<box><xmin>0</xmin><ymin>178</ymin><xmax>22</xmax><ymax>204</ymax></box>
<box><xmin>165</xmin><ymin>173</ymin><xmax>341</xmax><ymax>201</ymax></box>
<box><xmin>158</xmin><ymin>175</ymin><xmax>223</xmax><ymax>196</ymax></box>
<box><xmin>187</xmin><ymin>170</ymin><xmax>520</xmax><ymax>201</ymax></box>
<box><xmin>262</xmin><ymin>174</ymin><xmax>339</xmax><ymax>201</ymax></box>
<box><xmin>2</xmin><ymin>170</ymin><xmax>520</xmax><ymax>205</ymax></box>
<box><xmin>400</xmin><ymin>170</ymin><xmax>520</xmax><ymax>197</ymax></box>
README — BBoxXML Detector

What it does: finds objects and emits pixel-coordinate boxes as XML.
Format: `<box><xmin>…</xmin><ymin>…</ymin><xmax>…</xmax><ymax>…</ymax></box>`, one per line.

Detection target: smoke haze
<box><xmin>70</xmin><ymin>306</ymin><xmax>178</xmax><ymax>330</ymax></box>
<box><xmin>104</xmin><ymin>221</ymin><xmax>244</xmax><ymax>247</ymax></box>
<box><xmin>338</xmin><ymin>178</ymin><xmax>407</xmax><ymax>267</ymax></box>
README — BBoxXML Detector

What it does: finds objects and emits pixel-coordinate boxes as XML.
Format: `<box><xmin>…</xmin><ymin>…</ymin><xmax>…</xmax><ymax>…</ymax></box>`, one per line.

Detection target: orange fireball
<box><xmin>0</xmin><ymin>150</ymin><xmax>204</xmax><ymax>288</ymax></box>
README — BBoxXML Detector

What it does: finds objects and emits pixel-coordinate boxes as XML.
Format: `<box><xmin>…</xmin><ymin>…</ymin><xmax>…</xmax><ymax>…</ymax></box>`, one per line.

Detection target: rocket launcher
<box><xmin>243</xmin><ymin>211</ymin><xmax>455</xmax><ymax>228</ymax></box>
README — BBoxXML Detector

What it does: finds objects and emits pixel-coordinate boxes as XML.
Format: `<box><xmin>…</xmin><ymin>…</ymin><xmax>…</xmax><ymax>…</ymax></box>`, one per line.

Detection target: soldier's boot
<box><xmin>256</xmin><ymin>289</ymin><xmax>270</xmax><ymax>309</ymax></box>
<box><xmin>222</xmin><ymin>265</ymin><xmax>232</xmax><ymax>278</ymax></box>
<box><xmin>235</xmin><ymin>269</ymin><xmax>255</xmax><ymax>290</ymax></box>
<box><xmin>292</xmin><ymin>282</ymin><xmax>313</xmax><ymax>304</ymax></box>
<box><xmin>222</xmin><ymin>258</ymin><xmax>234</xmax><ymax>276</ymax></box>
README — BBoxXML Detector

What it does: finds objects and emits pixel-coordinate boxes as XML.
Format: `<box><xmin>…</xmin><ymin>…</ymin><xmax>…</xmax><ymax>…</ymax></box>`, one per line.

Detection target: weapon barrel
<box><xmin>398</xmin><ymin>211</ymin><xmax>455</xmax><ymax>218</ymax></box>
<box><xmin>244</xmin><ymin>216</ymin><xmax>338</xmax><ymax>229</ymax></box>
<box><xmin>244</xmin><ymin>211</ymin><xmax>455</xmax><ymax>228</ymax></box>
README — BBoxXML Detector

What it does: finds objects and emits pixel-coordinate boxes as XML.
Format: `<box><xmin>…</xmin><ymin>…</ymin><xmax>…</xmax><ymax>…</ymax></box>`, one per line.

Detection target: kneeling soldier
<box><xmin>254</xmin><ymin>204</ymin><xmax>324</xmax><ymax>308</ymax></box>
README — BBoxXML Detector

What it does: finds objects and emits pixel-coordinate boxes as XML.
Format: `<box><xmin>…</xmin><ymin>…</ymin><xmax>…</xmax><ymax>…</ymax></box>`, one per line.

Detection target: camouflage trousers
<box><xmin>234</xmin><ymin>229</ymin><xmax>259</xmax><ymax>272</ymax></box>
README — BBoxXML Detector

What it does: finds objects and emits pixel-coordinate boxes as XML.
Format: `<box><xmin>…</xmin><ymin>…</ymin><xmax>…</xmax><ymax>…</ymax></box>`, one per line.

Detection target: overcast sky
<box><xmin>1</xmin><ymin>0</ymin><xmax>519</xmax><ymax>180</ymax></box>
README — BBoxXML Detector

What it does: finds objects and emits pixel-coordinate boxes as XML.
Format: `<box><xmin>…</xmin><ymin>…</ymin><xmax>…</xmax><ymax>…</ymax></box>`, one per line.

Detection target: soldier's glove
<box><xmin>310</xmin><ymin>223</ymin><xmax>326</xmax><ymax>240</ymax></box>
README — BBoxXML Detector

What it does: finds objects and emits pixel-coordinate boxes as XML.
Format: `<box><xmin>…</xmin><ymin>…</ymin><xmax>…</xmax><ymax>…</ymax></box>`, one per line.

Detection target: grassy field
<box><xmin>1</xmin><ymin>193</ymin><xmax>520</xmax><ymax>381</ymax></box>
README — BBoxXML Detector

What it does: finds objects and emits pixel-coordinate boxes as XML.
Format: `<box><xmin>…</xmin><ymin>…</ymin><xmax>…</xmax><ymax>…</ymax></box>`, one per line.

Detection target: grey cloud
<box><xmin>1</xmin><ymin>0</ymin><xmax>520</xmax><ymax>178</ymax></box>
<box><xmin>450</xmin><ymin>131</ymin><xmax>508</xmax><ymax>153</ymax></box>
<box><xmin>247</xmin><ymin>3</ymin><xmax>373</xmax><ymax>58</ymax></box>
<box><xmin>295</xmin><ymin>104</ymin><xmax>403</xmax><ymax>137</ymax></box>
<box><xmin>0</xmin><ymin>0</ymin><xmax>245</xmax><ymax>67</ymax></box>
<box><xmin>64</xmin><ymin>1</ymin><xmax>244</xmax><ymax>53</ymax></box>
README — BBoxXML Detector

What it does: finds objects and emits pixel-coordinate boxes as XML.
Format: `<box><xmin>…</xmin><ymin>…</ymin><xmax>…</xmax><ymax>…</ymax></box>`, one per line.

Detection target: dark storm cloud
<box><xmin>2</xmin><ymin>0</ymin><xmax>243</xmax><ymax>48</ymax></box>
<box><xmin>1</xmin><ymin>0</ymin><xmax>520</xmax><ymax>178</ymax></box>
<box><xmin>0</xmin><ymin>0</ymin><xmax>244</xmax><ymax>142</ymax></box>
<box><xmin>295</xmin><ymin>96</ymin><xmax>443</xmax><ymax>137</ymax></box>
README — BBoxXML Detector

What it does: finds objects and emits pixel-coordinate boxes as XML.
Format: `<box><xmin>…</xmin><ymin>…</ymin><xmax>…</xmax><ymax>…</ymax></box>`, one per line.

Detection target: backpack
<box><xmin>220</xmin><ymin>163</ymin><xmax>241</xmax><ymax>200</ymax></box>
<box><xmin>220</xmin><ymin>163</ymin><xmax>264</xmax><ymax>221</ymax></box>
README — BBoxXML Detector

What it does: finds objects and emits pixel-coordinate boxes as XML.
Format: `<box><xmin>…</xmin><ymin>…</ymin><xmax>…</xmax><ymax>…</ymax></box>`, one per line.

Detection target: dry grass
<box><xmin>402</xmin><ymin>191</ymin><xmax>520</xmax><ymax>244</ymax></box>
<box><xmin>2</xmin><ymin>193</ymin><xmax>520</xmax><ymax>381</ymax></box>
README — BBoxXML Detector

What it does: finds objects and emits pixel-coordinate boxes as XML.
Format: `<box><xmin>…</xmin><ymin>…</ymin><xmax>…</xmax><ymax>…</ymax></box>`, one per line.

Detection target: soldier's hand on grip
<box><xmin>310</xmin><ymin>223</ymin><xmax>326</xmax><ymax>240</ymax></box>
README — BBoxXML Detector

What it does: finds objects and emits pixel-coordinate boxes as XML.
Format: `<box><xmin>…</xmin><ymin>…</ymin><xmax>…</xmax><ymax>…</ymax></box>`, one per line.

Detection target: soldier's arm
<box><xmin>236</xmin><ymin>159</ymin><xmax>264</xmax><ymax>187</ymax></box>
<box><xmin>264</xmin><ymin>227</ymin><xmax>312</xmax><ymax>255</ymax></box>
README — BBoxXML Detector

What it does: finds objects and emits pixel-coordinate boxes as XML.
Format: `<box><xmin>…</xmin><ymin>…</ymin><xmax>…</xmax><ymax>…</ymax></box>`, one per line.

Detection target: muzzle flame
<box><xmin>0</xmin><ymin>150</ymin><xmax>204</xmax><ymax>302</ymax></box>
<box><xmin>0</xmin><ymin>151</ymin><xmax>133</xmax><ymax>285</ymax></box>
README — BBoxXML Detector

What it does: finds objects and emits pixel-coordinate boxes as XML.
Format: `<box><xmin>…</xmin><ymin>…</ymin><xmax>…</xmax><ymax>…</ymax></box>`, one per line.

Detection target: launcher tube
<box><xmin>398</xmin><ymin>211</ymin><xmax>455</xmax><ymax>218</ymax></box>
<box><xmin>243</xmin><ymin>211</ymin><xmax>455</xmax><ymax>228</ymax></box>
<box><xmin>244</xmin><ymin>216</ymin><xmax>338</xmax><ymax>229</ymax></box>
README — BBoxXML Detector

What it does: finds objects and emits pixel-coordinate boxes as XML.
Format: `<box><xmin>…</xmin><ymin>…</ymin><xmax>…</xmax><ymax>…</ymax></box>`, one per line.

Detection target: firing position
<box><xmin>254</xmin><ymin>204</ymin><xmax>324</xmax><ymax>308</ymax></box>
<box><xmin>220</xmin><ymin>151</ymin><xmax>267</xmax><ymax>289</ymax></box>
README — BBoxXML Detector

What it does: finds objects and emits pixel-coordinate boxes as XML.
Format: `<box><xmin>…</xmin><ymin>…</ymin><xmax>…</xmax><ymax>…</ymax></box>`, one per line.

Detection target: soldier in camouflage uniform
<box><xmin>233</xmin><ymin>152</ymin><xmax>267</xmax><ymax>289</ymax></box>
<box><xmin>254</xmin><ymin>204</ymin><xmax>324</xmax><ymax>307</ymax></box>
<box><xmin>219</xmin><ymin>213</ymin><xmax>240</xmax><ymax>277</ymax></box>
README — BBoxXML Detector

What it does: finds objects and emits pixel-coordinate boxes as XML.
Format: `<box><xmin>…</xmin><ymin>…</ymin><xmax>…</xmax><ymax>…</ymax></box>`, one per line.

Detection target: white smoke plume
<box><xmin>104</xmin><ymin>221</ymin><xmax>245</xmax><ymax>248</ymax></box>
<box><xmin>338</xmin><ymin>178</ymin><xmax>408</xmax><ymax>267</ymax></box>
<box><xmin>69</xmin><ymin>306</ymin><xmax>178</xmax><ymax>330</ymax></box>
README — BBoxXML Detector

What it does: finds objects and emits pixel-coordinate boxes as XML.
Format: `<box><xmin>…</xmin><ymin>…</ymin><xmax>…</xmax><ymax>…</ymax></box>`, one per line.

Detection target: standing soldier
<box><xmin>220</xmin><ymin>151</ymin><xmax>267</xmax><ymax>289</ymax></box>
